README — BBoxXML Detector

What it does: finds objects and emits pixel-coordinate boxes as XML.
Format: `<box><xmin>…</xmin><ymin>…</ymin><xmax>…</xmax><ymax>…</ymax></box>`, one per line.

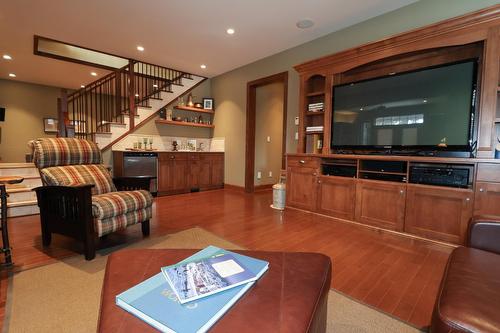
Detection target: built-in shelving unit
<box><xmin>302</xmin><ymin>75</ymin><xmax>326</xmax><ymax>154</ymax></box>
<box><xmin>155</xmin><ymin>119</ymin><xmax>214</xmax><ymax>128</ymax></box>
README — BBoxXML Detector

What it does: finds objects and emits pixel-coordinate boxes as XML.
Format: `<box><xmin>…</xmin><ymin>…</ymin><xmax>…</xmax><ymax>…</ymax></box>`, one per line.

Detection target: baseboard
<box><xmin>254</xmin><ymin>184</ymin><xmax>273</xmax><ymax>192</ymax></box>
<box><xmin>223</xmin><ymin>184</ymin><xmax>245</xmax><ymax>192</ymax></box>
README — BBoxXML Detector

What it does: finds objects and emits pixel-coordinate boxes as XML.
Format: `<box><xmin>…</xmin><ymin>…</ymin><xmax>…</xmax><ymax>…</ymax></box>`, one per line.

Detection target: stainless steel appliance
<box><xmin>122</xmin><ymin>152</ymin><xmax>158</xmax><ymax>194</ymax></box>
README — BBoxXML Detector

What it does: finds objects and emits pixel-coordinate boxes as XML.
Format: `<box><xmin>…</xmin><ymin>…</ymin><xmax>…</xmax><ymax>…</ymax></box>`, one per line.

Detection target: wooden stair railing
<box><xmin>66</xmin><ymin>60</ymin><xmax>194</xmax><ymax>140</ymax></box>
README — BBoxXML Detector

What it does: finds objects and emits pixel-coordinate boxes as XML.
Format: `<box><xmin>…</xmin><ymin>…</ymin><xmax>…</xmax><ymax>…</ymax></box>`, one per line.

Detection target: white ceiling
<box><xmin>0</xmin><ymin>0</ymin><xmax>417</xmax><ymax>89</ymax></box>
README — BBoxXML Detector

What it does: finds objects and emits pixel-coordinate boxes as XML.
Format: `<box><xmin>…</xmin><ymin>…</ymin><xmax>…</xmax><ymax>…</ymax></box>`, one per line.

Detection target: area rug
<box><xmin>4</xmin><ymin>227</ymin><xmax>422</xmax><ymax>333</ymax></box>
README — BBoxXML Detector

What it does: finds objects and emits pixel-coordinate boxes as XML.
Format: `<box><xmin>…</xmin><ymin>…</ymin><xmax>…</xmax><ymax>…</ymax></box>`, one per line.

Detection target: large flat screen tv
<box><xmin>331</xmin><ymin>60</ymin><xmax>478</xmax><ymax>157</ymax></box>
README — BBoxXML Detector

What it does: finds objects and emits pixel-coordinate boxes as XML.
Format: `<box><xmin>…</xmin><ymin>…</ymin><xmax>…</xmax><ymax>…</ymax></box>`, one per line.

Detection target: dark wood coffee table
<box><xmin>98</xmin><ymin>249</ymin><xmax>331</xmax><ymax>333</ymax></box>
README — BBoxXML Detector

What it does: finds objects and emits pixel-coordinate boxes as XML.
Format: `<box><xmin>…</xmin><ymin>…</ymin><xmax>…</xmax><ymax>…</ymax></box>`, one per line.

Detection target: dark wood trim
<box><xmin>33</xmin><ymin>35</ymin><xmax>125</xmax><ymax>71</ymax></box>
<box><xmin>294</xmin><ymin>5</ymin><xmax>500</xmax><ymax>74</ymax></box>
<box><xmin>254</xmin><ymin>184</ymin><xmax>273</xmax><ymax>192</ymax></box>
<box><xmin>101</xmin><ymin>78</ymin><xmax>208</xmax><ymax>151</ymax></box>
<box><xmin>245</xmin><ymin>72</ymin><xmax>288</xmax><ymax>193</ymax></box>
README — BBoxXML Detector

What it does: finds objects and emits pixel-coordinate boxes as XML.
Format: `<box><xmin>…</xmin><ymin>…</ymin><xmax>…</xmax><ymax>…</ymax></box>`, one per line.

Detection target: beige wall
<box><xmin>212</xmin><ymin>0</ymin><xmax>499</xmax><ymax>187</ymax></box>
<box><xmin>0</xmin><ymin>79</ymin><xmax>61</xmax><ymax>162</ymax></box>
<box><xmin>254</xmin><ymin>82</ymin><xmax>283</xmax><ymax>186</ymax></box>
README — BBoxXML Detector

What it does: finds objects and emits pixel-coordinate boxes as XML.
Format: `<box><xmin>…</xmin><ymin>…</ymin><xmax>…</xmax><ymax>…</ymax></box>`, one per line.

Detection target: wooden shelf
<box><xmin>305</xmin><ymin>111</ymin><xmax>324</xmax><ymax>116</ymax></box>
<box><xmin>174</xmin><ymin>105</ymin><xmax>215</xmax><ymax>114</ymax></box>
<box><xmin>359</xmin><ymin>170</ymin><xmax>407</xmax><ymax>176</ymax></box>
<box><xmin>306</xmin><ymin>91</ymin><xmax>325</xmax><ymax>97</ymax></box>
<box><xmin>305</xmin><ymin>131</ymin><xmax>324</xmax><ymax>135</ymax></box>
<box><xmin>155</xmin><ymin>119</ymin><xmax>215</xmax><ymax>128</ymax></box>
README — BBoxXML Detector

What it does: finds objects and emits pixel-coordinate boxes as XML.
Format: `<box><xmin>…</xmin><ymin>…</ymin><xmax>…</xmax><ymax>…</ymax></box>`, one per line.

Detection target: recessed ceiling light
<box><xmin>80</xmin><ymin>85</ymin><xmax>85</xmax><ymax>88</ymax></box>
<box><xmin>153</xmin><ymin>84</ymin><xmax>158</xmax><ymax>88</ymax></box>
<box><xmin>91</xmin><ymin>72</ymin><xmax>97</xmax><ymax>76</ymax></box>
<box><xmin>200</xmin><ymin>64</ymin><xmax>207</xmax><ymax>69</ymax></box>
<box><xmin>8</xmin><ymin>73</ymin><xmax>16</xmax><ymax>77</ymax></box>
<box><xmin>359</xmin><ymin>108</ymin><xmax>364</xmax><ymax>111</ymax></box>
<box><xmin>3</xmin><ymin>54</ymin><xmax>12</xmax><ymax>60</ymax></box>
<box><xmin>388</xmin><ymin>72</ymin><xmax>396</xmax><ymax>75</ymax></box>
<box><xmin>423</xmin><ymin>99</ymin><xmax>428</xmax><ymax>103</ymax></box>
<box><xmin>226</xmin><ymin>28</ymin><xmax>235</xmax><ymax>35</ymax></box>
<box><xmin>296</xmin><ymin>19</ymin><xmax>314</xmax><ymax>29</ymax></box>
<box><xmin>137</xmin><ymin>46</ymin><xmax>145</xmax><ymax>52</ymax></box>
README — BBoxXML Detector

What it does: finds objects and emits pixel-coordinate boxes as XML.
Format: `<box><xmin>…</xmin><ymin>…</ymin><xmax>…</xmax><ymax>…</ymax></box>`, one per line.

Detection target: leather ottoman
<box><xmin>430</xmin><ymin>247</ymin><xmax>500</xmax><ymax>333</ymax></box>
<box><xmin>98</xmin><ymin>249</ymin><xmax>332</xmax><ymax>333</ymax></box>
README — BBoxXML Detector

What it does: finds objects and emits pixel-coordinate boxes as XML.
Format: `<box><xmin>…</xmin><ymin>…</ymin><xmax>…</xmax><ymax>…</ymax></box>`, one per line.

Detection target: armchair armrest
<box><xmin>468</xmin><ymin>216</ymin><xmax>500</xmax><ymax>255</ymax></box>
<box><xmin>113</xmin><ymin>176</ymin><xmax>155</xmax><ymax>191</ymax></box>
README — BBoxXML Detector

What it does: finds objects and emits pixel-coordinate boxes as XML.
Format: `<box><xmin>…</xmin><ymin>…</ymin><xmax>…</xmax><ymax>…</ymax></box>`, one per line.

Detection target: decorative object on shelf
<box><xmin>194</xmin><ymin>102</ymin><xmax>203</xmax><ymax>109</ymax></box>
<box><xmin>43</xmin><ymin>118</ymin><xmax>58</xmax><ymax>133</ymax></box>
<box><xmin>495</xmin><ymin>138</ymin><xmax>500</xmax><ymax>159</ymax></box>
<box><xmin>149</xmin><ymin>138</ymin><xmax>153</xmax><ymax>150</ymax></box>
<box><xmin>198</xmin><ymin>115</ymin><xmax>203</xmax><ymax>123</ymax></box>
<box><xmin>137</xmin><ymin>141</ymin><xmax>142</xmax><ymax>149</ymax></box>
<box><xmin>187</xmin><ymin>139</ymin><xmax>197</xmax><ymax>151</ymax></box>
<box><xmin>203</xmin><ymin>98</ymin><xmax>214</xmax><ymax>110</ymax></box>
<box><xmin>174</xmin><ymin>116</ymin><xmax>182</xmax><ymax>121</ymax></box>
<box><xmin>159</xmin><ymin>108</ymin><xmax>166</xmax><ymax>119</ymax></box>
<box><xmin>143</xmin><ymin>137</ymin><xmax>148</xmax><ymax>149</ymax></box>
<box><xmin>198</xmin><ymin>142</ymin><xmax>204</xmax><ymax>152</ymax></box>
<box><xmin>187</xmin><ymin>93</ymin><xmax>194</xmax><ymax>107</ymax></box>
<box><xmin>172</xmin><ymin>140</ymin><xmax>178</xmax><ymax>151</ymax></box>
<box><xmin>177</xmin><ymin>96</ymin><xmax>185</xmax><ymax>106</ymax></box>
<box><xmin>166</xmin><ymin>108</ymin><xmax>173</xmax><ymax>121</ymax></box>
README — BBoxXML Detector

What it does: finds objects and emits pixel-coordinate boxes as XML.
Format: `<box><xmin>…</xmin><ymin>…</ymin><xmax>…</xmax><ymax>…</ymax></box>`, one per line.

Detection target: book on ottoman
<box><xmin>161</xmin><ymin>248</ymin><xmax>268</xmax><ymax>303</ymax></box>
<box><xmin>115</xmin><ymin>246</ymin><xmax>268</xmax><ymax>333</ymax></box>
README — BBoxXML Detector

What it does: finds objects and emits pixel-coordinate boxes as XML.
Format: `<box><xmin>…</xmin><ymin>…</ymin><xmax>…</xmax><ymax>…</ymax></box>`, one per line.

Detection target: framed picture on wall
<box><xmin>43</xmin><ymin>118</ymin><xmax>58</xmax><ymax>133</ymax></box>
<box><xmin>202</xmin><ymin>98</ymin><xmax>214</xmax><ymax>110</ymax></box>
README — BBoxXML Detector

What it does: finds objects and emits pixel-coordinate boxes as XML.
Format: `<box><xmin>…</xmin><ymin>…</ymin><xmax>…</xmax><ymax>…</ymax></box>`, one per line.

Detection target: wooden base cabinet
<box><xmin>404</xmin><ymin>184</ymin><xmax>473</xmax><ymax>244</ymax></box>
<box><xmin>355</xmin><ymin>180</ymin><xmax>406</xmax><ymax>231</ymax></box>
<box><xmin>158</xmin><ymin>152</ymin><xmax>224</xmax><ymax>195</ymax></box>
<box><xmin>474</xmin><ymin>182</ymin><xmax>500</xmax><ymax>217</ymax></box>
<box><xmin>316</xmin><ymin>176</ymin><xmax>356</xmax><ymax>220</ymax></box>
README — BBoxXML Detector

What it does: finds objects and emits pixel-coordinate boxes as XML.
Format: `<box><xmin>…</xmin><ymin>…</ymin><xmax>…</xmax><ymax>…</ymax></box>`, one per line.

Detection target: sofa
<box><xmin>431</xmin><ymin>217</ymin><xmax>500</xmax><ymax>333</ymax></box>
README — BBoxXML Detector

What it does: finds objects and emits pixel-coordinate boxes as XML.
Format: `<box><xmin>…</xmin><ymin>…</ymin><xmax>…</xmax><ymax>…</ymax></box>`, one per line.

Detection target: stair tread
<box><xmin>1</xmin><ymin>200</ymin><xmax>38</xmax><ymax>208</ymax></box>
<box><xmin>149</xmin><ymin>97</ymin><xmax>163</xmax><ymax>101</ymax></box>
<box><xmin>6</xmin><ymin>187</ymin><xmax>35</xmax><ymax>193</ymax></box>
<box><xmin>0</xmin><ymin>163</ymin><xmax>36</xmax><ymax>169</ymax></box>
<box><xmin>137</xmin><ymin>105</ymin><xmax>152</xmax><ymax>109</ymax></box>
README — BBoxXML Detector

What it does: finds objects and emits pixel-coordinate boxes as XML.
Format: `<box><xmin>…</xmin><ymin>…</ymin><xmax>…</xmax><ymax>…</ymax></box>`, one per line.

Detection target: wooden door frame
<box><xmin>245</xmin><ymin>71</ymin><xmax>288</xmax><ymax>193</ymax></box>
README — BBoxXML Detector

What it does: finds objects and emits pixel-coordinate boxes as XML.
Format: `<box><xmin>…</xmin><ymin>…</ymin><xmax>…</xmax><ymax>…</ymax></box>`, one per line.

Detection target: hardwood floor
<box><xmin>0</xmin><ymin>188</ymin><xmax>452</xmax><ymax>329</ymax></box>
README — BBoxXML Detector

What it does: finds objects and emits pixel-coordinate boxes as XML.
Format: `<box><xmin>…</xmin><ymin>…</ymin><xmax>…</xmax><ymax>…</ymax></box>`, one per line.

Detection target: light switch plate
<box><xmin>294</xmin><ymin>117</ymin><xmax>299</xmax><ymax>125</ymax></box>
<box><xmin>257</xmin><ymin>171</ymin><xmax>262</xmax><ymax>179</ymax></box>
<box><xmin>267</xmin><ymin>136</ymin><xmax>271</xmax><ymax>143</ymax></box>
<box><xmin>268</xmin><ymin>171</ymin><xmax>273</xmax><ymax>177</ymax></box>
<box><xmin>295</xmin><ymin>132</ymin><xmax>299</xmax><ymax>140</ymax></box>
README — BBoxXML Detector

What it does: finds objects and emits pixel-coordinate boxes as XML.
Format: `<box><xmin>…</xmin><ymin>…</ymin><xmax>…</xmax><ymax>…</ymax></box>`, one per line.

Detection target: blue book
<box><xmin>162</xmin><ymin>251</ymin><xmax>265</xmax><ymax>304</ymax></box>
<box><xmin>116</xmin><ymin>246</ymin><xmax>269</xmax><ymax>333</ymax></box>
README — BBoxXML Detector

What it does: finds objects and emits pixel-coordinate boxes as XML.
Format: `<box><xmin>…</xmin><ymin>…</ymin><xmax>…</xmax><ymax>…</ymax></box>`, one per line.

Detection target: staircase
<box><xmin>0</xmin><ymin>163</ymin><xmax>41</xmax><ymax>217</ymax></box>
<box><xmin>66</xmin><ymin>61</ymin><xmax>205</xmax><ymax>150</ymax></box>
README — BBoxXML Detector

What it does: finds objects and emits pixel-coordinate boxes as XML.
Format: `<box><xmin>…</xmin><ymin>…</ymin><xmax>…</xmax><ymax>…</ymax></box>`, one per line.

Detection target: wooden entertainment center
<box><xmin>287</xmin><ymin>6</ymin><xmax>500</xmax><ymax>245</ymax></box>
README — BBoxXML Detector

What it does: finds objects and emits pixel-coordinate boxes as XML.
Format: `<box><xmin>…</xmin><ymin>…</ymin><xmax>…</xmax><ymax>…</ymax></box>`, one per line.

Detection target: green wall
<box><xmin>211</xmin><ymin>0</ymin><xmax>499</xmax><ymax>187</ymax></box>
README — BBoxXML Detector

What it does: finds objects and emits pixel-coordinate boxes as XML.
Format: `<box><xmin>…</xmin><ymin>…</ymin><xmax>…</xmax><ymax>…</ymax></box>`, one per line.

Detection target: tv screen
<box><xmin>331</xmin><ymin>60</ymin><xmax>477</xmax><ymax>154</ymax></box>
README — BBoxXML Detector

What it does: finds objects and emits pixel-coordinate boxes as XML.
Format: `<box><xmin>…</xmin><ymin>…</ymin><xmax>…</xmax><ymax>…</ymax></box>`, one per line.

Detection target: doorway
<box><xmin>245</xmin><ymin>72</ymin><xmax>288</xmax><ymax>193</ymax></box>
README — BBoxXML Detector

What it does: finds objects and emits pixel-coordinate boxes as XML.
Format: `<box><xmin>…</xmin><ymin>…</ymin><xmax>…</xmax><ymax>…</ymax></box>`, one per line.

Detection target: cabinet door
<box><xmin>157</xmin><ymin>159</ymin><xmax>173</xmax><ymax>192</ymax></box>
<box><xmin>316</xmin><ymin>176</ymin><xmax>356</xmax><ymax>220</ymax></box>
<box><xmin>474</xmin><ymin>182</ymin><xmax>500</xmax><ymax>217</ymax></box>
<box><xmin>171</xmin><ymin>160</ymin><xmax>189</xmax><ymax>191</ymax></box>
<box><xmin>405</xmin><ymin>184</ymin><xmax>473</xmax><ymax>244</ymax></box>
<box><xmin>355</xmin><ymin>180</ymin><xmax>406</xmax><ymax>231</ymax></box>
<box><xmin>286</xmin><ymin>167</ymin><xmax>317</xmax><ymax>210</ymax></box>
<box><xmin>210</xmin><ymin>159</ymin><xmax>224</xmax><ymax>187</ymax></box>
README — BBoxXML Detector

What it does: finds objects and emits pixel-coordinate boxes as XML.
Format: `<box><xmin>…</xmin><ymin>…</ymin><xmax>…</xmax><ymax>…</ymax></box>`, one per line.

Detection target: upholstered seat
<box><xmin>32</xmin><ymin>138</ymin><xmax>154</xmax><ymax>260</ymax></box>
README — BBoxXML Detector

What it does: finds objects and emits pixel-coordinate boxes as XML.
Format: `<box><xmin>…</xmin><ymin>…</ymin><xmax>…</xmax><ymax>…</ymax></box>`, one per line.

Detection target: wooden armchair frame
<box><xmin>34</xmin><ymin>176</ymin><xmax>154</xmax><ymax>260</ymax></box>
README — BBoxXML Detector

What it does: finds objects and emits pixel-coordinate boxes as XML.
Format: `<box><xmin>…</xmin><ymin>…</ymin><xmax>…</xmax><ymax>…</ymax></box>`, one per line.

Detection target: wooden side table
<box><xmin>0</xmin><ymin>176</ymin><xmax>24</xmax><ymax>266</ymax></box>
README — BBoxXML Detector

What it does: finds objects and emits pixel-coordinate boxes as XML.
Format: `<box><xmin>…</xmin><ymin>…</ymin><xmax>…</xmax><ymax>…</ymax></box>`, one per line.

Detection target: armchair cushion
<box><xmin>96</xmin><ymin>208</ymin><xmax>152</xmax><ymax>237</ymax></box>
<box><xmin>41</xmin><ymin>164</ymin><xmax>116</xmax><ymax>195</ymax></box>
<box><xmin>92</xmin><ymin>190</ymin><xmax>153</xmax><ymax>220</ymax></box>
<box><xmin>31</xmin><ymin>138</ymin><xmax>102</xmax><ymax>169</ymax></box>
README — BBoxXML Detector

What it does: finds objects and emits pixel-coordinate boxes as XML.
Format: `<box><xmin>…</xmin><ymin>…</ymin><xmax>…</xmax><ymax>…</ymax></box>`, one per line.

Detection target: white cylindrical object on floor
<box><xmin>271</xmin><ymin>182</ymin><xmax>286</xmax><ymax>210</ymax></box>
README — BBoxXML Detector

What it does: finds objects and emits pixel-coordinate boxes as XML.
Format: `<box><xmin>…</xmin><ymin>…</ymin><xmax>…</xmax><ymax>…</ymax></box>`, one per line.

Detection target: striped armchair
<box><xmin>31</xmin><ymin>138</ymin><xmax>154</xmax><ymax>260</ymax></box>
